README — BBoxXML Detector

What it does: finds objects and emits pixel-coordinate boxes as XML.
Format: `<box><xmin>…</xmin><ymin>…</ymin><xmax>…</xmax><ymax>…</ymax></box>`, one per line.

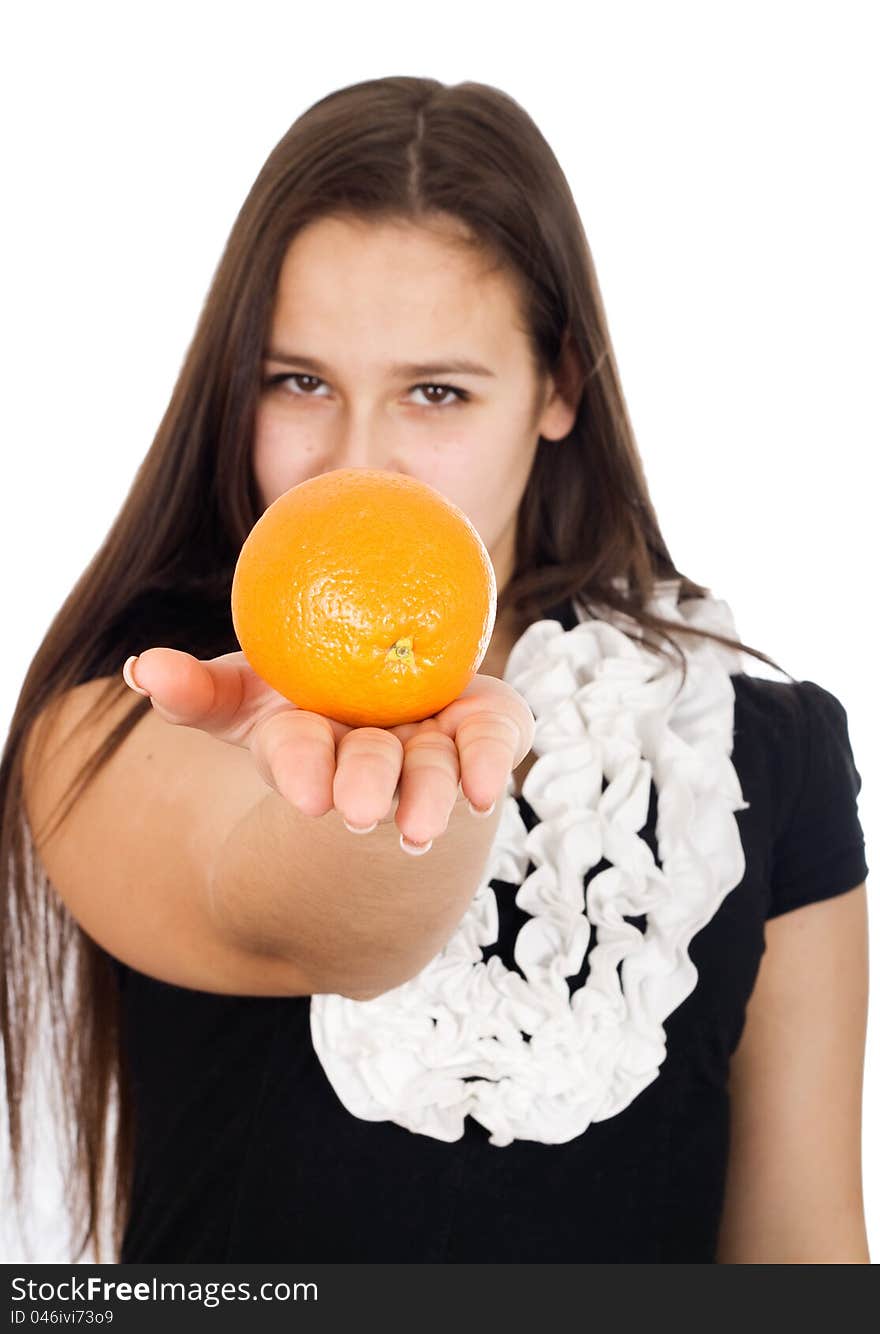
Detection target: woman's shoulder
<box><xmin>730</xmin><ymin>672</ymin><xmax>868</xmax><ymax>919</ymax></box>
<box><xmin>730</xmin><ymin>668</ymin><xmax>839</xmax><ymax>728</ymax></box>
<box><xmin>729</xmin><ymin>671</ymin><xmax>861</xmax><ymax>792</ymax></box>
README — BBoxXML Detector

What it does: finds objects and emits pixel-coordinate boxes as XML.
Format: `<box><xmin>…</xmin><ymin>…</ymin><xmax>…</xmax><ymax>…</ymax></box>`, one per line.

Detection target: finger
<box><xmin>249</xmin><ymin>709</ymin><xmax>339</xmax><ymax>818</ymax></box>
<box><xmin>394</xmin><ymin>724</ymin><xmax>461</xmax><ymax>852</ymax></box>
<box><xmin>430</xmin><ymin>676</ymin><xmax>535</xmax><ymax>768</ymax></box>
<box><xmin>332</xmin><ymin>727</ymin><xmax>405</xmax><ymax>832</ymax></box>
<box><xmin>122</xmin><ymin>648</ymin><xmax>308</xmax><ymax>748</ymax></box>
<box><xmin>454</xmin><ymin>710</ymin><xmax>522</xmax><ymax>815</ymax></box>
<box><xmin>122</xmin><ymin>648</ymin><xmax>247</xmax><ymax>733</ymax></box>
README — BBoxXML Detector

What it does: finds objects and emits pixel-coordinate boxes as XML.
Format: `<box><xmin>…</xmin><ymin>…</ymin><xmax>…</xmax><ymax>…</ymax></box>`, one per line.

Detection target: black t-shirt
<box><xmin>115</xmin><ymin>632</ymin><xmax>869</xmax><ymax>1263</ymax></box>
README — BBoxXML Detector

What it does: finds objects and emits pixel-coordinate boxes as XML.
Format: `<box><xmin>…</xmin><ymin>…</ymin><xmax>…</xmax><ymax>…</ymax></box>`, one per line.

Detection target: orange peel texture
<box><xmin>231</xmin><ymin>468</ymin><xmax>497</xmax><ymax>728</ymax></box>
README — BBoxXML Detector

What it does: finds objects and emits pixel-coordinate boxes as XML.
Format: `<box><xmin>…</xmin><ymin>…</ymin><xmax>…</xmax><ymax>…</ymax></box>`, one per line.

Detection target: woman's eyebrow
<box><xmin>264</xmin><ymin>349</ymin><xmax>497</xmax><ymax>378</ymax></box>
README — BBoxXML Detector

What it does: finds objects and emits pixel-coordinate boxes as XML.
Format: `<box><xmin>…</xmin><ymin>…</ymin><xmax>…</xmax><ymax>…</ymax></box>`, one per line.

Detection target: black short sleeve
<box><xmin>768</xmin><ymin>679</ymin><xmax>869</xmax><ymax>918</ymax></box>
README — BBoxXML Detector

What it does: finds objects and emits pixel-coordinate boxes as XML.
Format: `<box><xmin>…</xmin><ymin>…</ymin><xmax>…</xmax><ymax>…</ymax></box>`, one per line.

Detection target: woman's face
<box><xmin>254</xmin><ymin>214</ymin><xmax>576</xmax><ymax>622</ymax></box>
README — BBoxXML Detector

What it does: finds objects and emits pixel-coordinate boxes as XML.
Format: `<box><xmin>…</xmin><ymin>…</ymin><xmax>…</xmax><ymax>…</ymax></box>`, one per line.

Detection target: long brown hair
<box><xmin>0</xmin><ymin>75</ymin><xmax>791</xmax><ymax>1262</ymax></box>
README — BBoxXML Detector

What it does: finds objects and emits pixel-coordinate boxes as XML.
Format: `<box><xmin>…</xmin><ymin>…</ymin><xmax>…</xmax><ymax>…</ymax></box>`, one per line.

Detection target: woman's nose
<box><xmin>331</xmin><ymin>410</ymin><xmax>397</xmax><ymax>471</ymax></box>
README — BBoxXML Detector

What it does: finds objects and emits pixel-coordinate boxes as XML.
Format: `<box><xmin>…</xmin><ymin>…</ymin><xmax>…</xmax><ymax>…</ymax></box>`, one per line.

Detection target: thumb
<box><xmin>122</xmin><ymin>648</ymin><xmax>220</xmax><ymax>727</ymax></box>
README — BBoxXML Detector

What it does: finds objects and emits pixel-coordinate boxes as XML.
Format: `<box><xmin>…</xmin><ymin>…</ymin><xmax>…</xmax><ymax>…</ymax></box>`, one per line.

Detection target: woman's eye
<box><xmin>410</xmin><ymin>383</ymin><xmax>468</xmax><ymax>408</ymax></box>
<box><xmin>262</xmin><ymin>373</ymin><xmax>469</xmax><ymax>408</ymax></box>
<box><xmin>264</xmin><ymin>373</ymin><xmax>328</xmax><ymax>397</ymax></box>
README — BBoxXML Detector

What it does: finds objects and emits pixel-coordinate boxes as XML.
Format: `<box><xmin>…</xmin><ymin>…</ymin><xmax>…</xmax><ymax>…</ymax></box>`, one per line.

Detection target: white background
<box><xmin>1</xmin><ymin>0</ymin><xmax>876</xmax><ymax>1262</ymax></box>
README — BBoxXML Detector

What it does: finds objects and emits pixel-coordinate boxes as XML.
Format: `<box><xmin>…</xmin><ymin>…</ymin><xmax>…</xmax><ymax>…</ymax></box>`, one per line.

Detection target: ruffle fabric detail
<box><xmin>310</xmin><ymin>580</ymin><xmax>750</xmax><ymax>1146</ymax></box>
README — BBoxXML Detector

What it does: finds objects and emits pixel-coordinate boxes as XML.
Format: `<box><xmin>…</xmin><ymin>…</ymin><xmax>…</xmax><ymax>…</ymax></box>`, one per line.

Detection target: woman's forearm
<box><xmin>208</xmin><ymin>786</ymin><xmax>504</xmax><ymax>1000</ymax></box>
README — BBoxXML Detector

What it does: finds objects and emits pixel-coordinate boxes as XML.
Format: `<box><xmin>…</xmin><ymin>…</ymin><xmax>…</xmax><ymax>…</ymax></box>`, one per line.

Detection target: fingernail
<box><xmin>467</xmin><ymin>799</ymin><xmax>496</xmax><ymax>818</ymax></box>
<box><xmin>343</xmin><ymin>819</ymin><xmax>378</xmax><ymax>834</ymax></box>
<box><xmin>122</xmin><ymin>655</ymin><xmax>150</xmax><ymax>697</ymax></box>
<box><xmin>400</xmin><ymin>833</ymin><xmax>433</xmax><ymax>856</ymax></box>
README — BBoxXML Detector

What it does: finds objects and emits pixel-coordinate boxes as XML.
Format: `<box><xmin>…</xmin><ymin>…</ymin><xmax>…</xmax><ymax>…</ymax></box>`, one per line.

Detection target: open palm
<box><xmin>124</xmin><ymin>647</ymin><xmax>534</xmax><ymax>848</ymax></box>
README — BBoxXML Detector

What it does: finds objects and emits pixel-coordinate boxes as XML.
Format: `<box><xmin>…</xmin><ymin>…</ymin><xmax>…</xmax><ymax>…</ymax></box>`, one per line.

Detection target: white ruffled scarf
<box><xmin>310</xmin><ymin>579</ymin><xmax>750</xmax><ymax>1146</ymax></box>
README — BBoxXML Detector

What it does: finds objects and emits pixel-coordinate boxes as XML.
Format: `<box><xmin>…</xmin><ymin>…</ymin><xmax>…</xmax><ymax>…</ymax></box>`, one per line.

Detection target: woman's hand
<box><xmin>122</xmin><ymin>649</ymin><xmax>534</xmax><ymax>853</ymax></box>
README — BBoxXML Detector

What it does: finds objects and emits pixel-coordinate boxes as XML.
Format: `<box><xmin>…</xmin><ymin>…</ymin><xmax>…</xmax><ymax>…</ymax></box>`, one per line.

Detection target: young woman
<box><xmin>1</xmin><ymin>76</ymin><xmax>870</xmax><ymax>1264</ymax></box>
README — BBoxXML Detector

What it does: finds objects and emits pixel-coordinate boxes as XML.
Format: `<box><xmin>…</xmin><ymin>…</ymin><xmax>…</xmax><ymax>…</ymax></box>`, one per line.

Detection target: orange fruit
<box><xmin>231</xmin><ymin>468</ymin><xmax>497</xmax><ymax>728</ymax></box>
